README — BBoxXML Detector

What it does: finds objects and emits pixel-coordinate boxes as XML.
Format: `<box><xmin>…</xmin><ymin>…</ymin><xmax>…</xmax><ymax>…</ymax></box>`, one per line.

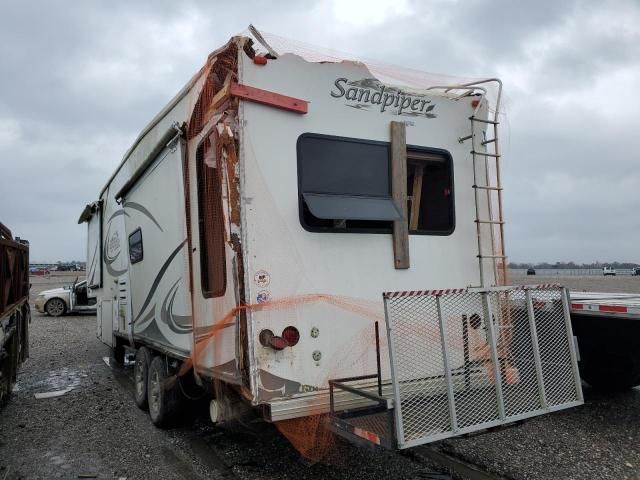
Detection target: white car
<box><xmin>603</xmin><ymin>267</ymin><xmax>617</xmax><ymax>276</ymax></box>
<box><xmin>34</xmin><ymin>279</ymin><xmax>96</xmax><ymax>317</ymax></box>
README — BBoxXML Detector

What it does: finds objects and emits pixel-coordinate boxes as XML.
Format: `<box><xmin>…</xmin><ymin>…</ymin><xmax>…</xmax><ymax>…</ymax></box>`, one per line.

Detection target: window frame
<box><xmin>128</xmin><ymin>227</ymin><xmax>144</xmax><ymax>264</ymax></box>
<box><xmin>195</xmin><ymin>136</ymin><xmax>227</xmax><ymax>299</ymax></box>
<box><xmin>406</xmin><ymin>145</ymin><xmax>456</xmax><ymax>236</ymax></box>
<box><xmin>296</xmin><ymin>132</ymin><xmax>455</xmax><ymax>236</ymax></box>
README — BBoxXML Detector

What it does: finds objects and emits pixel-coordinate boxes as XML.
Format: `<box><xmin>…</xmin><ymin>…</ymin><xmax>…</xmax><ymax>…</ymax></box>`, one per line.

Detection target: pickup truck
<box><xmin>602</xmin><ymin>267</ymin><xmax>616</xmax><ymax>276</ymax></box>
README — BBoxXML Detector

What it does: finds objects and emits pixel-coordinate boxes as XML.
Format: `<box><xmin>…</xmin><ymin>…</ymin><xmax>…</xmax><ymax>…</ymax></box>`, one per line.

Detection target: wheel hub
<box><xmin>47</xmin><ymin>299</ymin><xmax>64</xmax><ymax>316</ymax></box>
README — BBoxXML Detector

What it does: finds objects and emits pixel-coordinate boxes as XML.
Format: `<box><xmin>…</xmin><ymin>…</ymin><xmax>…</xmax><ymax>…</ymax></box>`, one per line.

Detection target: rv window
<box><xmin>128</xmin><ymin>228</ymin><xmax>143</xmax><ymax>264</ymax></box>
<box><xmin>297</xmin><ymin>134</ymin><xmax>454</xmax><ymax>235</ymax></box>
<box><xmin>297</xmin><ymin>133</ymin><xmax>401</xmax><ymax>233</ymax></box>
<box><xmin>407</xmin><ymin>148</ymin><xmax>455</xmax><ymax>235</ymax></box>
<box><xmin>196</xmin><ymin>139</ymin><xmax>227</xmax><ymax>298</ymax></box>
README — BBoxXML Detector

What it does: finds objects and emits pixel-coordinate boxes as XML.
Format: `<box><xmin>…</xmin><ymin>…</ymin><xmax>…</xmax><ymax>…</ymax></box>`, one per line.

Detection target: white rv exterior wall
<box><xmin>92</xmin><ymin>73</ymin><xmax>206</xmax><ymax>355</ymax></box>
<box><xmin>238</xmin><ymin>51</ymin><xmax>494</xmax><ymax>402</ymax></box>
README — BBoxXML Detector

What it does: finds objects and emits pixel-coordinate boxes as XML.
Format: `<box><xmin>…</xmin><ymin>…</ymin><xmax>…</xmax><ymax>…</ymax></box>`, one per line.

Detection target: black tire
<box><xmin>134</xmin><ymin>347</ymin><xmax>153</xmax><ymax>409</ymax></box>
<box><xmin>147</xmin><ymin>355</ymin><xmax>180</xmax><ymax>427</ymax></box>
<box><xmin>112</xmin><ymin>337</ymin><xmax>126</xmax><ymax>364</ymax></box>
<box><xmin>45</xmin><ymin>298</ymin><xmax>66</xmax><ymax>317</ymax></box>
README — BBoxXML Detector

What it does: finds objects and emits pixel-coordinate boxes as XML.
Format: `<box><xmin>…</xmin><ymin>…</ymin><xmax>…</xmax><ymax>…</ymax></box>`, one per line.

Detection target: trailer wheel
<box><xmin>134</xmin><ymin>347</ymin><xmax>153</xmax><ymax>409</ymax></box>
<box><xmin>112</xmin><ymin>338</ymin><xmax>126</xmax><ymax>364</ymax></box>
<box><xmin>147</xmin><ymin>355</ymin><xmax>179</xmax><ymax>427</ymax></box>
<box><xmin>45</xmin><ymin>298</ymin><xmax>66</xmax><ymax>317</ymax></box>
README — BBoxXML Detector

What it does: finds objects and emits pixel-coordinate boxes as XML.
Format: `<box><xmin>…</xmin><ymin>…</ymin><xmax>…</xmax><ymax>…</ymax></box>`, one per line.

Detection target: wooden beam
<box><xmin>390</xmin><ymin>121</ymin><xmax>410</xmax><ymax>269</ymax></box>
<box><xmin>207</xmin><ymin>72</ymin><xmax>233</xmax><ymax>116</ymax></box>
<box><xmin>230</xmin><ymin>82</ymin><xmax>308</xmax><ymax>114</ymax></box>
<box><xmin>409</xmin><ymin>164</ymin><xmax>424</xmax><ymax>231</ymax></box>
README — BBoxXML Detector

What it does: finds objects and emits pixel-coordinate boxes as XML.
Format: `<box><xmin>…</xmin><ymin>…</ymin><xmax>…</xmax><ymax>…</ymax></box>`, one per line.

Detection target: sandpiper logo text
<box><xmin>330</xmin><ymin>78</ymin><xmax>437</xmax><ymax>118</ymax></box>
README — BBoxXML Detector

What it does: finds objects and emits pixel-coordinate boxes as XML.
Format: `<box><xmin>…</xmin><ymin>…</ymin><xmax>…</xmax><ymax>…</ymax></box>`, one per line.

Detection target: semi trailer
<box><xmin>0</xmin><ymin>222</ymin><xmax>29</xmax><ymax>404</ymax></box>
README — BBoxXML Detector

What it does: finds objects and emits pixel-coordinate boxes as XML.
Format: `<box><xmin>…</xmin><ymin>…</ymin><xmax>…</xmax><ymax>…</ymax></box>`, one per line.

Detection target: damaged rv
<box><xmin>79</xmin><ymin>28</ymin><xmax>582</xmax><ymax>450</ymax></box>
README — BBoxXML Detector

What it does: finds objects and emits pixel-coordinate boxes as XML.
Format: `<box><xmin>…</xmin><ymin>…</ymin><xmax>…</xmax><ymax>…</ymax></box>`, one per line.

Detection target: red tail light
<box><xmin>269</xmin><ymin>336</ymin><xmax>288</xmax><ymax>350</ymax></box>
<box><xmin>282</xmin><ymin>326</ymin><xmax>300</xmax><ymax>346</ymax></box>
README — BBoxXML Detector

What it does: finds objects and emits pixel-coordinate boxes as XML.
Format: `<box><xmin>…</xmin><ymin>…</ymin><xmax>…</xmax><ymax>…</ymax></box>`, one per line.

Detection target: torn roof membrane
<box><xmin>242</xmin><ymin>26</ymin><xmax>502</xmax><ymax>118</ymax></box>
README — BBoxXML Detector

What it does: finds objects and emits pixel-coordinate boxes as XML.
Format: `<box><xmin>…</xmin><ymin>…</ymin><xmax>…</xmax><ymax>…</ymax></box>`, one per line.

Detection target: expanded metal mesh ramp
<box><xmin>330</xmin><ymin>285</ymin><xmax>583</xmax><ymax>450</ymax></box>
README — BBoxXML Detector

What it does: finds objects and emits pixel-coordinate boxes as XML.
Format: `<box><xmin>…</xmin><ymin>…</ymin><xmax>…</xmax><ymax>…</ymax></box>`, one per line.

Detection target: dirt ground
<box><xmin>1</xmin><ymin>273</ymin><xmax>639</xmax><ymax>479</ymax></box>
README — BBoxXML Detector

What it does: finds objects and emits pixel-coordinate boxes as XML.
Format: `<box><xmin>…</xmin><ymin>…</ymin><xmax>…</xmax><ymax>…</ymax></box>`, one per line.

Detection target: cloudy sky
<box><xmin>1</xmin><ymin>0</ymin><xmax>638</xmax><ymax>263</ymax></box>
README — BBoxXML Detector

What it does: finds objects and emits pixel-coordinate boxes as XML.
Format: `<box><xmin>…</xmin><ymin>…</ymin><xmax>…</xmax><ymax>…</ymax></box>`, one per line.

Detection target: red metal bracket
<box><xmin>230</xmin><ymin>82</ymin><xmax>308</xmax><ymax>114</ymax></box>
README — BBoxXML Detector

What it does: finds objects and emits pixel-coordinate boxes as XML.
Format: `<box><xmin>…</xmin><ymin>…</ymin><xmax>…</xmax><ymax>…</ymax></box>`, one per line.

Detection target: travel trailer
<box><xmin>79</xmin><ymin>28</ymin><xmax>582</xmax><ymax>450</ymax></box>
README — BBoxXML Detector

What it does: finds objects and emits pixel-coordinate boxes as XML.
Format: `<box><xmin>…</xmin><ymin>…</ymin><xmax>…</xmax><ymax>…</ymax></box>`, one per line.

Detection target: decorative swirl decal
<box><xmin>124</xmin><ymin>202</ymin><xmax>164</xmax><ymax>232</ymax></box>
<box><xmin>160</xmin><ymin>279</ymin><xmax>192</xmax><ymax>334</ymax></box>
<box><xmin>132</xmin><ymin>240</ymin><xmax>187</xmax><ymax>324</ymax></box>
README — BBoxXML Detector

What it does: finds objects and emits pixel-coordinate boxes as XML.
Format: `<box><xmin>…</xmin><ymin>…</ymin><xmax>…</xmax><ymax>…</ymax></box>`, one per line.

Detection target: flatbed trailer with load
<box><xmin>0</xmin><ymin>222</ymin><xmax>30</xmax><ymax>404</ymax></box>
<box><xmin>78</xmin><ymin>26</ymin><xmax>583</xmax><ymax>454</ymax></box>
<box><xmin>570</xmin><ymin>292</ymin><xmax>640</xmax><ymax>390</ymax></box>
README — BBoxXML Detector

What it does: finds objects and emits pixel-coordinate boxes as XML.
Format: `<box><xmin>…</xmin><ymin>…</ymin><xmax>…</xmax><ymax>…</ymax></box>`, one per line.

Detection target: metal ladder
<box><xmin>427</xmin><ymin>79</ymin><xmax>507</xmax><ymax>287</ymax></box>
<box><xmin>462</xmin><ymin>111</ymin><xmax>507</xmax><ymax>287</ymax></box>
<box><xmin>454</xmin><ymin>85</ymin><xmax>506</xmax><ymax>287</ymax></box>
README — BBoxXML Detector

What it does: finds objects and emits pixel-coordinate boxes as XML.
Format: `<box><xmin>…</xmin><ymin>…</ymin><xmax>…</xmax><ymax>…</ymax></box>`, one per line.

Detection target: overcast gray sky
<box><xmin>1</xmin><ymin>0</ymin><xmax>638</xmax><ymax>263</ymax></box>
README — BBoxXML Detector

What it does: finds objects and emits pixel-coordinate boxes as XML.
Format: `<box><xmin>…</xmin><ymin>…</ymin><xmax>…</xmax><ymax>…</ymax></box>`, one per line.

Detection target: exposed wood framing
<box><xmin>390</xmin><ymin>121</ymin><xmax>410</xmax><ymax>269</ymax></box>
<box><xmin>409</xmin><ymin>164</ymin><xmax>424</xmax><ymax>231</ymax></box>
<box><xmin>206</xmin><ymin>72</ymin><xmax>234</xmax><ymax>120</ymax></box>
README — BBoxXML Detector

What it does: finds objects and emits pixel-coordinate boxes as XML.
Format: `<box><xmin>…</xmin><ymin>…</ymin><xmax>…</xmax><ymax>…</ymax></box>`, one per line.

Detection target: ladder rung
<box><xmin>469</xmin><ymin>117</ymin><xmax>499</xmax><ymax>125</ymax></box>
<box><xmin>473</xmin><ymin>185</ymin><xmax>503</xmax><ymax>191</ymax></box>
<box><xmin>478</xmin><ymin>255</ymin><xmax>508</xmax><ymax>259</ymax></box>
<box><xmin>481</xmin><ymin>138</ymin><xmax>496</xmax><ymax>145</ymax></box>
<box><xmin>471</xmin><ymin>151</ymin><xmax>500</xmax><ymax>158</ymax></box>
<box><xmin>458</xmin><ymin>134</ymin><xmax>474</xmax><ymax>143</ymax></box>
<box><xmin>475</xmin><ymin>220</ymin><xmax>505</xmax><ymax>225</ymax></box>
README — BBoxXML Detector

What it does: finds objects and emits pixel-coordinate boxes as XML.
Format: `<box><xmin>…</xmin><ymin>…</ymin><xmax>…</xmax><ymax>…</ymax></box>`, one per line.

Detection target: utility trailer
<box><xmin>0</xmin><ymin>222</ymin><xmax>30</xmax><ymax>404</ymax></box>
<box><xmin>570</xmin><ymin>292</ymin><xmax>640</xmax><ymax>391</ymax></box>
<box><xmin>78</xmin><ymin>27</ymin><xmax>582</xmax><ymax>450</ymax></box>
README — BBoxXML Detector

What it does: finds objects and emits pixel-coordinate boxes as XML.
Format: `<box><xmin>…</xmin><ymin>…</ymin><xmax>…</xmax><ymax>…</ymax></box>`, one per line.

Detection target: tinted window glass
<box><xmin>297</xmin><ymin>133</ymin><xmax>455</xmax><ymax>235</ymax></box>
<box><xmin>299</xmin><ymin>135</ymin><xmax>390</xmax><ymax>197</ymax></box>
<box><xmin>128</xmin><ymin>229</ymin><xmax>143</xmax><ymax>264</ymax></box>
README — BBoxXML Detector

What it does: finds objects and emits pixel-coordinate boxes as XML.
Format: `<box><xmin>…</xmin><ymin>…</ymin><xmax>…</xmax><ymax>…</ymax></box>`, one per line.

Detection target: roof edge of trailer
<box><xmin>97</xmin><ymin>35</ymin><xmax>249</xmax><ymax>199</ymax></box>
<box><xmin>96</xmin><ymin>26</ymin><xmax>503</xmax><ymax>202</ymax></box>
<box><xmin>77</xmin><ymin>200</ymin><xmax>103</xmax><ymax>224</ymax></box>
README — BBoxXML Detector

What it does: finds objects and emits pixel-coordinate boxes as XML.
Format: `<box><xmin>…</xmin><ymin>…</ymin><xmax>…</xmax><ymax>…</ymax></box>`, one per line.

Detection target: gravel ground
<box><xmin>0</xmin><ymin>275</ymin><xmax>448</xmax><ymax>480</ymax></box>
<box><xmin>2</xmin><ymin>273</ymin><xmax>640</xmax><ymax>479</ymax></box>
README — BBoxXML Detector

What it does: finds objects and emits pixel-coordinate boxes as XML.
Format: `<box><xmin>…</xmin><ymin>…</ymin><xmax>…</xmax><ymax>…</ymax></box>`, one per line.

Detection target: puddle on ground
<box><xmin>20</xmin><ymin>366</ymin><xmax>91</xmax><ymax>394</ymax></box>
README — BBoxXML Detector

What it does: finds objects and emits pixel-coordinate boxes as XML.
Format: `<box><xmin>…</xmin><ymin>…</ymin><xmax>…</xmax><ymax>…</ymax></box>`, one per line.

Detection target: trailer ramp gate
<box><xmin>329</xmin><ymin>285</ymin><xmax>583</xmax><ymax>450</ymax></box>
